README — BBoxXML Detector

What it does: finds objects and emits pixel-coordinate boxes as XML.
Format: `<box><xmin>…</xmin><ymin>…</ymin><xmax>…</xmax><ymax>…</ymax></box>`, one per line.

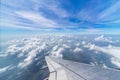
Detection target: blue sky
<box><xmin>1</xmin><ymin>0</ymin><xmax>120</xmax><ymax>34</ymax></box>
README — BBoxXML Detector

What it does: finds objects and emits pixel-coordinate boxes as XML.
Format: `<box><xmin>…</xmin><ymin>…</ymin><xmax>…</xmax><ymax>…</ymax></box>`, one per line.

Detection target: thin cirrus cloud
<box><xmin>1</xmin><ymin>0</ymin><xmax>120</xmax><ymax>33</ymax></box>
<box><xmin>99</xmin><ymin>0</ymin><xmax>120</xmax><ymax>20</ymax></box>
<box><xmin>15</xmin><ymin>11</ymin><xmax>58</xmax><ymax>28</ymax></box>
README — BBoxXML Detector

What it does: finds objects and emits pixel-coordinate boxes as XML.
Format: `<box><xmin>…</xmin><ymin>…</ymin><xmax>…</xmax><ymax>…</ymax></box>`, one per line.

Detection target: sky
<box><xmin>1</xmin><ymin>0</ymin><xmax>120</xmax><ymax>34</ymax></box>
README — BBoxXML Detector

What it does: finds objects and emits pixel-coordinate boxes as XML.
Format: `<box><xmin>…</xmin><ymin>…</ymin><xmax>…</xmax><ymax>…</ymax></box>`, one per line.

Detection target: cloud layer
<box><xmin>1</xmin><ymin>34</ymin><xmax>120</xmax><ymax>69</ymax></box>
<box><xmin>0</xmin><ymin>34</ymin><xmax>120</xmax><ymax>80</ymax></box>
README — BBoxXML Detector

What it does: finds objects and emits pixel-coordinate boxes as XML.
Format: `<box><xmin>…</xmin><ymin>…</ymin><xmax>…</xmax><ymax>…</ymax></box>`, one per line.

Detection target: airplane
<box><xmin>45</xmin><ymin>56</ymin><xmax>120</xmax><ymax>80</ymax></box>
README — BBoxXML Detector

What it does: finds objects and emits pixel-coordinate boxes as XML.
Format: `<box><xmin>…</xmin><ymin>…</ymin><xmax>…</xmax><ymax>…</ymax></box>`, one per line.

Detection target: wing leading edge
<box><xmin>45</xmin><ymin>56</ymin><xmax>120</xmax><ymax>80</ymax></box>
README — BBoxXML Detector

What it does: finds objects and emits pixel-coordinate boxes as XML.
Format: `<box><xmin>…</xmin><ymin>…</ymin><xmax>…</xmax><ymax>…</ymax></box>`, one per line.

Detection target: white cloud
<box><xmin>0</xmin><ymin>54</ymin><xmax>7</xmax><ymax>57</ymax></box>
<box><xmin>82</xmin><ymin>41</ymin><xmax>86</xmax><ymax>45</ymax></box>
<box><xmin>73</xmin><ymin>47</ymin><xmax>82</xmax><ymax>53</ymax></box>
<box><xmin>86</xmin><ymin>29</ymin><xmax>101</xmax><ymax>33</ymax></box>
<box><xmin>0</xmin><ymin>65</ymin><xmax>11</xmax><ymax>74</ymax></box>
<box><xmin>31</xmin><ymin>0</ymin><xmax>69</xmax><ymax>18</ymax></box>
<box><xmin>88</xmin><ymin>43</ymin><xmax>95</xmax><ymax>50</ymax></box>
<box><xmin>75</xmin><ymin>43</ymin><xmax>80</xmax><ymax>46</ymax></box>
<box><xmin>99</xmin><ymin>1</ymin><xmax>120</xmax><ymax>19</ymax></box>
<box><xmin>1</xmin><ymin>23</ymin><xmax>37</xmax><ymax>30</ymax></box>
<box><xmin>62</xmin><ymin>44</ymin><xmax>70</xmax><ymax>48</ymax></box>
<box><xmin>1</xmin><ymin>36</ymin><xmax>46</xmax><ymax>69</ymax></box>
<box><xmin>52</xmin><ymin>45</ymin><xmax>58</xmax><ymax>51</ymax></box>
<box><xmin>8</xmin><ymin>66</ymin><xmax>16</xmax><ymax>70</ymax></box>
<box><xmin>18</xmin><ymin>47</ymin><xmax>42</xmax><ymax>68</ymax></box>
<box><xmin>15</xmin><ymin>11</ymin><xmax>58</xmax><ymax>28</ymax></box>
<box><xmin>111</xmin><ymin>57</ymin><xmax>120</xmax><ymax>67</ymax></box>
<box><xmin>107</xmin><ymin>45</ymin><xmax>112</xmax><ymax>48</ymax></box>
<box><xmin>17</xmin><ymin>39</ymin><xmax>48</xmax><ymax>68</ymax></box>
<box><xmin>0</xmin><ymin>19</ymin><xmax>40</xmax><ymax>30</ymax></box>
<box><xmin>51</xmin><ymin>47</ymin><xmax>65</xmax><ymax>58</ymax></box>
<box><xmin>97</xmin><ymin>46</ymin><xmax>120</xmax><ymax>60</ymax></box>
<box><xmin>3</xmin><ymin>35</ymin><xmax>120</xmax><ymax>70</ymax></box>
<box><xmin>94</xmin><ymin>35</ymin><xmax>113</xmax><ymax>43</ymax></box>
<box><xmin>84</xmin><ymin>43</ymin><xmax>120</xmax><ymax>68</ymax></box>
<box><xmin>6</xmin><ymin>45</ymin><xmax>23</xmax><ymax>55</ymax></box>
<box><xmin>46</xmin><ymin>4</ymin><xmax>69</xmax><ymax>18</ymax></box>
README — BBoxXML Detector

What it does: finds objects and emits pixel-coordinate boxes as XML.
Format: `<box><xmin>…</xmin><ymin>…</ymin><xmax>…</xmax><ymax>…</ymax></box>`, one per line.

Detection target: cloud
<box><xmin>1</xmin><ymin>0</ymin><xmax>70</xmax><ymax>30</ymax></box>
<box><xmin>3</xmin><ymin>37</ymin><xmax>46</xmax><ymax>69</ymax></box>
<box><xmin>0</xmin><ymin>54</ymin><xmax>7</xmax><ymax>57</ymax></box>
<box><xmin>85</xmin><ymin>43</ymin><xmax>95</xmax><ymax>50</ymax></box>
<box><xmin>51</xmin><ymin>47</ymin><xmax>65</xmax><ymax>58</ymax></box>
<box><xmin>0</xmin><ymin>65</ymin><xmax>12</xmax><ymax>74</ymax></box>
<box><xmin>94</xmin><ymin>35</ymin><xmax>113</xmax><ymax>43</ymax></box>
<box><xmin>96</xmin><ymin>46</ymin><xmax>120</xmax><ymax>68</ymax></box>
<box><xmin>0</xmin><ymin>19</ymin><xmax>40</xmax><ymax>30</ymax></box>
<box><xmin>82</xmin><ymin>41</ymin><xmax>86</xmax><ymax>45</ymax></box>
<box><xmin>52</xmin><ymin>45</ymin><xmax>58</xmax><ymax>51</ymax></box>
<box><xmin>17</xmin><ymin>40</ymin><xmax>48</xmax><ymax>68</ymax></box>
<box><xmin>2</xmin><ymin>34</ymin><xmax>120</xmax><ymax>70</ymax></box>
<box><xmin>85</xmin><ymin>29</ymin><xmax>101</xmax><ymax>33</ymax></box>
<box><xmin>1</xmin><ymin>0</ymin><xmax>120</xmax><ymax>32</ymax></box>
<box><xmin>111</xmin><ymin>57</ymin><xmax>120</xmax><ymax>67</ymax></box>
<box><xmin>6</xmin><ymin>44</ymin><xmax>23</xmax><ymax>55</ymax></box>
<box><xmin>73</xmin><ymin>47</ymin><xmax>82</xmax><ymax>53</ymax></box>
<box><xmin>99</xmin><ymin>1</ymin><xmax>120</xmax><ymax>20</ymax></box>
<box><xmin>17</xmin><ymin>44</ymin><xmax>47</xmax><ymax>68</ymax></box>
<box><xmin>62</xmin><ymin>44</ymin><xmax>70</xmax><ymax>48</ymax></box>
<box><xmin>75</xmin><ymin>43</ymin><xmax>80</xmax><ymax>46</ymax></box>
<box><xmin>15</xmin><ymin>11</ymin><xmax>58</xmax><ymax>28</ymax></box>
<box><xmin>84</xmin><ymin>43</ymin><xmax>120</xmax><ymax>68</ymax></box>
<box><xmin>31</xmin><ymin>0</ymin><xmax>69</xmax><ymax>18</ymax></box>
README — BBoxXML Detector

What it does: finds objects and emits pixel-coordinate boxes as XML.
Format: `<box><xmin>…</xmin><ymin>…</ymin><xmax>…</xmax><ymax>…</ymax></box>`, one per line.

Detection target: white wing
<box><xmin>45</xmin><ymin>56</ymin><xmax>120</xmax><ymax>80</ymax></box>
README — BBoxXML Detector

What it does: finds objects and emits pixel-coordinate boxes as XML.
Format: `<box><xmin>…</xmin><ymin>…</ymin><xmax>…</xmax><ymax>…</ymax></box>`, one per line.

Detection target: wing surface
<box><xmin>45</xmin><ymin>56</ymin><xmax>120</xmax><ymax>80</ymax></box>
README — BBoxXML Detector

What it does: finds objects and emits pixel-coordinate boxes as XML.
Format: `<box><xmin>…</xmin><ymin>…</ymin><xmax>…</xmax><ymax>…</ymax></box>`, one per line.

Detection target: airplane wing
<box><xmin>45</xmin><ymin>56</ymin><xmax>120</xmax><ymax>80</ymax></box>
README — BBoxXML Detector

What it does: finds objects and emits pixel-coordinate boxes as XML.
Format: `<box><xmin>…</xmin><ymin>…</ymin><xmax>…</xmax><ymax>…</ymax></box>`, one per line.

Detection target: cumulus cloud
<box><xmin>73</xmin><ymin>47</ymin><xmax>82</xmax><ymax>53</ymax></box>
<box><xmin>75</xmin><ymin>43</ymin><xmax>80</xmax><ymax>46</ymax></box>
<box><xmin>6</xmin><ymin>44</ymin><xmax>23</xmax><ymax>55</ymax></box>
<box><xmin>17</xmin><ymin>42</ymin><xmax>47</xmax><ymax>68</ymax></box>
<box><xmin>82</xmin><ymin>41</ymin><xmax>86</xmax><ymax>45</ymax></box>
<box><xmin>2</xmin><ymin>34</ymin><xmax>120</xmax><ymax>70</ymax></box>
<box><xmin>94</xmin><ymin>35</ymin><xmax>113</xmax><ymax>43</ymax></box>
<box><xmin>84</xmin><ymin>43</ymin><xmax>120</xmax><ymax>68</ymax></box>
<box><xmin>51</xmin><ymin>47</ymin><xmax>65</xmax><ymax>58</ymax></box>
<box><xmin>62</xmin><ymin>44</ymin><xmax>70</xmax><ymax>48</ymax></box>
<box><xmin>85</xmin><ymin>43</ymin><xmax>95</xmax><ymax>50</ymax></box>
<box><xmin>2</xmin><ymin>37</ymin><xmax>48</xmax><ymax>69</ymax></box>
<box><xmin>17</xmin><ymin>44</ymin><xmax>46</xmax><ymax>69</ymax></box>
<box><xmin>52</xmin><ymin>45</ymin><xmax>58</xmax><ymax>51</ymax></box>
<box><xmin>111</xmin><ymin>58</ymin><xmax>120</xmax><ymax>67</ymax></box>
